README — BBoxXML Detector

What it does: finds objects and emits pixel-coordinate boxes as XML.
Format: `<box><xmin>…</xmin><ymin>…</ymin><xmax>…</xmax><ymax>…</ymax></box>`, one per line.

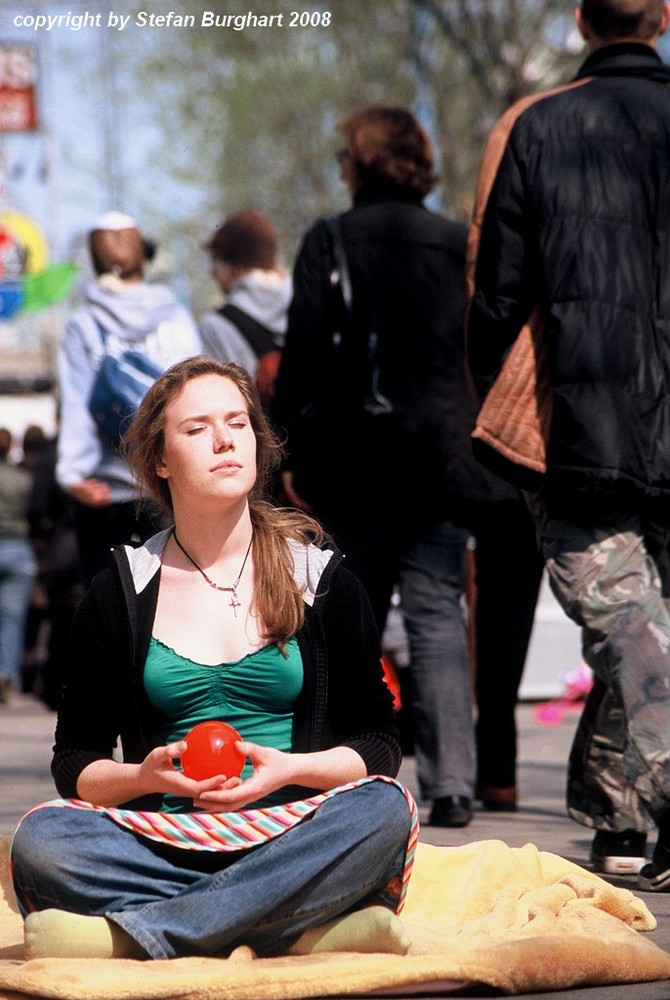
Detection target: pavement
<box><xmin>2</xmin><ymin>692</ymin><xmax>670</xmax><ymax>999</ymax></box>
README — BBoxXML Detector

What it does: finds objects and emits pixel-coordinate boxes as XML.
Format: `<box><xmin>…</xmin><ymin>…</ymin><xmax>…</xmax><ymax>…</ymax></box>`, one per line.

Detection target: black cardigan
<box><xmin>52</xmin><ymin>535</ymin><xmax>400</xmax><ymax>810</ymax></box>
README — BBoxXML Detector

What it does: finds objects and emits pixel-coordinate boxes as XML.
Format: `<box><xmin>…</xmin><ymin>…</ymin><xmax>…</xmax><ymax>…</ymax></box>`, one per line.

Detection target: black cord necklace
<box><xmin>172</xmin><ymin>531</ymin><xmax>253</xmax><ymax>617</ymax></box>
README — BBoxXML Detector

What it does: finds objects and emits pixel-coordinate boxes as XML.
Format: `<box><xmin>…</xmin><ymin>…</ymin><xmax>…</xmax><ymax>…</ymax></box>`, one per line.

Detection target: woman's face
<box><xmin>156</xmin><ymin>374</ymin><xmax>257</xmax><ymax>513</ymax></box>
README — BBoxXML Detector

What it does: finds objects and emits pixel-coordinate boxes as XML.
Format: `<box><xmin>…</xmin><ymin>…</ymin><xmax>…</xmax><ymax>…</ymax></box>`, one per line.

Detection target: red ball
<box><xmin>181</xmin><ymin>721</ymin><xmax>245</xmax><ymax>781</ymax></box>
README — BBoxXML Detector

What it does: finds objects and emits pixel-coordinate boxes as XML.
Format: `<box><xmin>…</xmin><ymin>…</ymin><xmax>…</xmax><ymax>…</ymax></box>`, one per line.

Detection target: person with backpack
<box><xmin>56</xmin><ymin>212</ymin><xmax>202</xmax><ymax>583</ymax></box>
<box><xmin>199</xmin><ymin>209</ymin><xmax>291</xmax><ymax>410</ymax></box>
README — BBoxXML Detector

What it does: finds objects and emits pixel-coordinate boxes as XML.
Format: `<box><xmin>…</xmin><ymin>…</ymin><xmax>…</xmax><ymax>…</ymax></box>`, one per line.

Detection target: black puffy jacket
<box><xmin>468</xmin><ymin>43</ymin><xmax>670</xmax><ymax>496</ymax></box>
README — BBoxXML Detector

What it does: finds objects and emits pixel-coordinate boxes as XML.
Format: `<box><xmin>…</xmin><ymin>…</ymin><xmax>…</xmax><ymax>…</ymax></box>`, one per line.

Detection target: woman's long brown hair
<box><xmin>123</xmin><ymin>356</ymin><xmax>326</xmax><ymax>650</ymax></box>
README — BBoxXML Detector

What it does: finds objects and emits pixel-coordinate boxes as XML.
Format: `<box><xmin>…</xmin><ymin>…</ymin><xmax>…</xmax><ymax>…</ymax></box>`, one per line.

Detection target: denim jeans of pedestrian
<box><xmin>397</xmin><ymin>520</ymin><xmax>475</xmax><ymax>801</ymax></box>
<box><xmin>11</xmin><ymin>781</ymin><xmax>412</xmax><ymax>959</ymax></box>
<box><xmin>0</xmin><ymin>538</ymin><xmax>37</xmax><ymax>688</ymax></box>
<box><xmin>319</xmin><ymin>509</ymin><xmax>475</xmax><ymax>803</ymax></box>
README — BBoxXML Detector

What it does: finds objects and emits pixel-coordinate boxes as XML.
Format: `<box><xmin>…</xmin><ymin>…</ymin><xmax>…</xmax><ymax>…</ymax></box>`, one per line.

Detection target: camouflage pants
<box><xmin>527</xmin><ymin>488</ymin><xmax>670</xmax><ymax>832</ymax></box>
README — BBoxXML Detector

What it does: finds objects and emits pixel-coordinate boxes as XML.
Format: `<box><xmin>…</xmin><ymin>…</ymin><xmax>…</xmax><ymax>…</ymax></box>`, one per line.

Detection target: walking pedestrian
<box><xmin>467</xmin><ymin>0</ymin><xmax>670</xmax><ymax>885</ymax></box>
<box><xmin>0</xmin><ymin>428</ymin><xmax>37</xmax><ymax>702</ymax></box>
<box><xmin>56</xmin><ymin>212</ymin><xmax>202</xmax><ymax>583</ymax></box>
<box><xmin>199</xmin><ymin>209</ymin><xmax>291</xmax><ymax>410</ymax></box>
<box><xmin>274</xmin><ymin>104</ymin><xmax>482</xmax><ymax>827</ymax></box>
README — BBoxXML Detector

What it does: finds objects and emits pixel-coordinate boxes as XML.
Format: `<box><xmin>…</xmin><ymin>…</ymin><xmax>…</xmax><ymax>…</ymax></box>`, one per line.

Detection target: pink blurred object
<box><xmin>534</xmin><ymin>663</ymin><xmax>593</xmax><ymax>726</ymax></box>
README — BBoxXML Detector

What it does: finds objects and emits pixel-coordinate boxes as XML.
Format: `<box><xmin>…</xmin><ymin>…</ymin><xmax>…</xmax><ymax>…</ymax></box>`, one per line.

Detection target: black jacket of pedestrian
<box><xmin>272</xmin><ymin>187</ymin><xmax>507</xmax><ymax>520</ymax></box>
<box><xmin>467</xmin><ymin>43</ymin><xmax>670</xmax><ymax>497</ymax></box>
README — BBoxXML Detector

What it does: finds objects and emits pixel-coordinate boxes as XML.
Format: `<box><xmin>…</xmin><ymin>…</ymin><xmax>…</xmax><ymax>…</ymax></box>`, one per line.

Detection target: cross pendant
<box><xmin>229</xmin><ymin>593</ymin><xmax>241</xmax><ymax>617</ymax></box>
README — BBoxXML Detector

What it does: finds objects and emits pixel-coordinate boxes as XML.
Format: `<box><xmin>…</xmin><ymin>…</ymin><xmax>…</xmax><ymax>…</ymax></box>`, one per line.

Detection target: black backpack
<box><xmin>218</xmin><ymin>303</ymin><xmax>281</xmax><ymax>409</ymax></box>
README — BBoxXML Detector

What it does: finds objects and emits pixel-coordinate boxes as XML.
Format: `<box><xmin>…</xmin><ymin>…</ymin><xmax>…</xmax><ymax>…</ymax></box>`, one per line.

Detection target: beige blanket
<box><xmin>1</xmin><ymin>834</ymin><xmax>670</xmax><ymax>998</ymax></box>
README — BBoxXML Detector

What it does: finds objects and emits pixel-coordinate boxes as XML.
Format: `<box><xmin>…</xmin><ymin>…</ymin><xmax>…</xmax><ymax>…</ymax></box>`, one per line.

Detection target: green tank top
<box><xmin>144</xmin><ymin>635</ymin><xmax>303</xmax><ymax>811</ymax></box>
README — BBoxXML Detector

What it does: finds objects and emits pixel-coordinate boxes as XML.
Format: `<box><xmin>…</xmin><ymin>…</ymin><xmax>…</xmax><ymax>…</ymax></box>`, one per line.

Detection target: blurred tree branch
<box><xmin>119</xmin><ymin>0</ymin><xmax>582</xmax><ymax>307</ymax></box>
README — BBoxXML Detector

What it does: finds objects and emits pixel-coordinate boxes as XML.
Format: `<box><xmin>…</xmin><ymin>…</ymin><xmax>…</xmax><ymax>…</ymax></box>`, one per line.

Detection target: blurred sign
<box><xmin>0</xmin><ymin>44</ymin><xmax>38</xmax><ymax>132</ymax></box>
<box><xmin>0</xmin><ymin>207</ymin><xmax>76</xmax><ymax>320</ymax></box>
<box><xmin>0</xmin><ymin>208</ymin><xmax>48</xmax><ymax>274</ymax></box>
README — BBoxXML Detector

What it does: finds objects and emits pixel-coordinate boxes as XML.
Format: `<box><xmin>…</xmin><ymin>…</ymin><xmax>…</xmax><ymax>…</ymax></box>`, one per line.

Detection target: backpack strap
<box><xmin>90</xmin><ymin>315</ymin><xmax>109</xmax><ymax>349</ymax></box>
<box><xmin>218</xmin><ymin>303</ymin><xmax>277</xmax><ymax>358</ymax></box>
<box><xmin>324</xmin><ymin>214</ymin><xmax>353</xmax><ymax>316</ymax></box>
<box><xmin>323</xmin><ymin>214</ymin><xmax>393</xmax><ymax>416</ymax></box>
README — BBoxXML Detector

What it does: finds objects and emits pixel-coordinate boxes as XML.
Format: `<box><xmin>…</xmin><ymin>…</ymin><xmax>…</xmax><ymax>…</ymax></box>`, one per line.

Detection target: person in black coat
<box><xmin>467</xmin><ymin>0</ymin><xmax>670</xmax><ymax>882</ymax></box>
<box><xmin>272</xmin><ymin>104</ymin><xmax>542</xmax><ymax>827</ymax></box>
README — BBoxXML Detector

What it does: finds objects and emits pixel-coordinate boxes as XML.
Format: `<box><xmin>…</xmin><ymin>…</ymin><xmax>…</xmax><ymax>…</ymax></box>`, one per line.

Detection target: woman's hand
<box><xmin>69</xmin><ymin>478</ymin><xmax>112</xmax><ymax>508</ymax></box>
<box><xmin>77</xmin><ymin>741</ymin><xmax>366</xmax><ymax>810</ymax></box>
<box><xmin>138</xmin><ymin>742</ymin><xmax>243</xmax><ymax>800</ymax></box>
<box><xmin>76</xmin><ymin>743</ymin><xmax>242</xmax><ymax>808</ymax></box>
<box><xmin>193</xmin><ymin>741</ymin><xmax>292</xmax><ymax>810</ymax></box>
<box><xmin>193</xmin><ymin>741</ymin><xmax>367</xmax><ymax>811</ymax></box>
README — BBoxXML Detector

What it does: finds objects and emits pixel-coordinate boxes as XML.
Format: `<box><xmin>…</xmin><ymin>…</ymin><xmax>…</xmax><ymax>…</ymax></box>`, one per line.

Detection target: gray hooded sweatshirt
<box><xmin>199</xmin><ymin>269</ymin><xmax>292</xmax><ymax>376</ymax></box>
<box><xmin>57</xmin><ymin>277</ymin><xmax>202</xmax><ymax>503</ymax></box>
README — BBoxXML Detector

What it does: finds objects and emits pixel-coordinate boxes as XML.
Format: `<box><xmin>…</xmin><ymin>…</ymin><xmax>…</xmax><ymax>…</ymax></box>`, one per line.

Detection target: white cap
<box><xmin>91</xmin><ymin>211</ymin><xmax>138</xmax><ymax>232</ymax></box>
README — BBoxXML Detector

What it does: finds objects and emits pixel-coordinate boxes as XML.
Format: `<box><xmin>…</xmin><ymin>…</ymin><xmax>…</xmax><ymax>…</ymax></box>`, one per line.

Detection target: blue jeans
<box><xmin>397</xmin><ymin>521</ymin><xmax>475</xmax><ymax>800</ymax></box>
<box><xmin>320</xmin><ymin>511</ymin><xmax>475</xmax><ymax>801</ymax></box>
<box><xmin>0</xmin><ymin>538</ymin><xmax>37</xmax><ymax>687</ymax></box>
<box><xmin>11</xmin><ymin>781</ymin><xmax>412</xmax><ymax>959</ymax></box>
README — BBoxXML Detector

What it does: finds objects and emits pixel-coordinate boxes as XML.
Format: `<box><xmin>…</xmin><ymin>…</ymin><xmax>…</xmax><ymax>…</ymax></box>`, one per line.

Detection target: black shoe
<box><xmin>590</xmin><ymin>829</ymin><xmax>647</xmax><ymax>875</ymax></box>
<box><xmin>429</xmin><ymin>795</ymin><xmax>472</xmax><ymax>828</ymax></box>
<box><xmin>638</xmin><ymin>813</ymin><xmax>670</xmax><ymax>891</ymax></box>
